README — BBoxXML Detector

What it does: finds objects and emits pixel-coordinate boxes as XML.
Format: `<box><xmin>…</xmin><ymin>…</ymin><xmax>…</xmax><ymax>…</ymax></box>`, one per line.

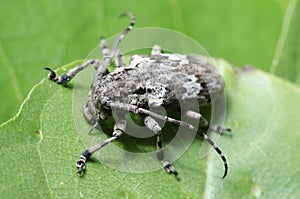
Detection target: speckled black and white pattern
<box><xmin>45</xmin><ymin>13</ymin><xmax>228</xmax><ymax>178</ymax></box>
<box><xmin>86</xmin><ymin>53</ymin><xmax>224</xmax><ymax>121</ymax></box>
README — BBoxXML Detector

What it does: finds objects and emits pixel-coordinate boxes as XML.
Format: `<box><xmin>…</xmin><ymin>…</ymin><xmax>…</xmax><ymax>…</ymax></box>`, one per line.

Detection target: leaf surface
<box><xmin>0</xmin><ymin>59</ymin><xmax>299</xmax><ymax>198</ymax></box>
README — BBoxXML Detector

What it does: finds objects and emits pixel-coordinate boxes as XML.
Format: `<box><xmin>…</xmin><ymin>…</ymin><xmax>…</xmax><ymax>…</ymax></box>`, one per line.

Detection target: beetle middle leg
<box><xmin>144</xmin><ymin>116</ymin><xmax>178</xmax><ymax>176</ymax></box>
<box><xmin>115</xmin><ymin>49</ymin><xmax>126</xmax><ymax>67</ymax></box>
<box><xmin>100</xmin><ymin>36</ymin><xmax>125</xmax><ymax>68</ymax></box>
<box><xmin>100</xmin><ymin>36</ymin><xmax>110</xmax><ymax>57</ymax></box>
<box><xmin>108</xmin><ymin>101</ymin><xmax>228</xmax><ymax>178</ymax></box>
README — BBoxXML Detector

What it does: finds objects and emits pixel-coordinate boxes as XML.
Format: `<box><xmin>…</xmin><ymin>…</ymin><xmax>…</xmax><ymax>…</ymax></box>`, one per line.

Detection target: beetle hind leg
<box><xmin>108</xmin><ymin>101</ymin><xmax>228</xmax><ymax>178</ymax></box>
<box><xmin>184</xmin><ymin>110</ymin><xmax>231</xmax><ymax>134</ymax></box>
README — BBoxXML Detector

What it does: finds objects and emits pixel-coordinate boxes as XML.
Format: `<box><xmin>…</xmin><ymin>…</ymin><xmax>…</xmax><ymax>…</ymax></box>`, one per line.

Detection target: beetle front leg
<box><xmin>76</xmin><ymin>113</ymin><xmax>126</xmax><ymax>175</ymax></box>
<box><xmin>44</xmin><ymin>59</ymin><xmax>100</xmax><ymax>84</ymax></box>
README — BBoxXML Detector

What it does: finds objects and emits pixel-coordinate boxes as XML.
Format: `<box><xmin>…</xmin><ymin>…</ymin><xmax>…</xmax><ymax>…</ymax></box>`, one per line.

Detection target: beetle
<box><xmin>45</xmin><ymin>12</ymin><xmax>229</xmax><ymax>178</ymax></box>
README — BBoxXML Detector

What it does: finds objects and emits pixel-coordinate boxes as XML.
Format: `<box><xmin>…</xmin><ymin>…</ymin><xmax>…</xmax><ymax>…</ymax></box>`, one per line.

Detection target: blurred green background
<box><xmin>2</xmin><ymin>1</ymin><xmax>300</xmax><ymax>198</ymax></box>
<box><xmin>0</xmin><ymin>0</ymin><xmax>289</xmax><ymax>124</ymax></box>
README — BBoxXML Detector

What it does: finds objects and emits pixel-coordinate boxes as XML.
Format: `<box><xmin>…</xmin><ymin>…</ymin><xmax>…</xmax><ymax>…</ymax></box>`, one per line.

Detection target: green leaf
<box><xmin>0</xmin><ymin>0</ymin><xmax>288</xmax><ymax>124</ymax></box>
<box><xmin>1</xmin><ymin>59</ymin><xmax>299</xmax><ymax>198</ymax></box>
<box><xmin>270</xmin><ymin>0</ymin><xmax>300</xmax><ymax>85</ymax></box>
<box><xmin>0</xmin><ymin>1</ymin><xmax>103</xmax><ymax>124</ymax></box>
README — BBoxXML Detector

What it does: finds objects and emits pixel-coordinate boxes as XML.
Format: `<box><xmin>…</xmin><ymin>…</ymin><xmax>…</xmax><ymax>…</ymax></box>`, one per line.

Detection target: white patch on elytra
<box><xmin>182</xmin><ymin>74</ymin><xmax>202</xmax><ymax>98</ymax></box>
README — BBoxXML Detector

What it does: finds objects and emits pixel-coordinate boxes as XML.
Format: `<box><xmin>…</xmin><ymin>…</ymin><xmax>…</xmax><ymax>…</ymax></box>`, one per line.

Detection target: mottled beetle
<box><xmin>45</xmin><ymin>13</ymin><xmax>229</xmax><ymax>178</ymax></box>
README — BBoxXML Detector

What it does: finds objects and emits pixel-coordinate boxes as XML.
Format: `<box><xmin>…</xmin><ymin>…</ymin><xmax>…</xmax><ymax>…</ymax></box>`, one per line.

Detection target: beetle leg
<box><xmin>101</xmin><ymin>12</ymin><xmax>135</xmax><ymax>69</ymax></box>
<box><xmin>44</xmin><ymin>60</ymin><xmax>101</xmax><ymax>84</ymax></box>
<box><xmin>45</xmin><ymin>13</ymin><xmax>135</xmax><ymax>85</ymax></box>
<box><xmin>151</xmin><ymin>44</ymin><xmax>162</xmax><ymax>55</ymax></box>
<box><xmin>209</xmin><ymin>125</ymin><xmax>231</xmax><ymax>134</ymax></box>
<box><xmin>184</xmin><ymin>110</ymin><xmax>231</xmax><ymax>134</ymax></box>
<box><xmin>76</xmin><ymin>112</ymin><xmax>126</xmax><ymax>175</ymax></box>
<box><xmin>108</xmin><ymin>101</ymin><xmax>228</xmax><ymax>178</ymax></box>
<box><xmin>100</xmin><ymin>36</ymin><xmax>110</xmax><ymax>57</ymax></box>
<box><xmin>184</xmin><ymin>110</ymin><xmax>208</xmax><ymax>126</ymax></box>
<box><xmin>115</xmin><ymin>49</ymin><xmax>126</xmax><ymax>67</ymax></box>
<box><xmin>144</xmin><ymin>116</ymin><xmax>178</xmax><ymax>176</ymax></box>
